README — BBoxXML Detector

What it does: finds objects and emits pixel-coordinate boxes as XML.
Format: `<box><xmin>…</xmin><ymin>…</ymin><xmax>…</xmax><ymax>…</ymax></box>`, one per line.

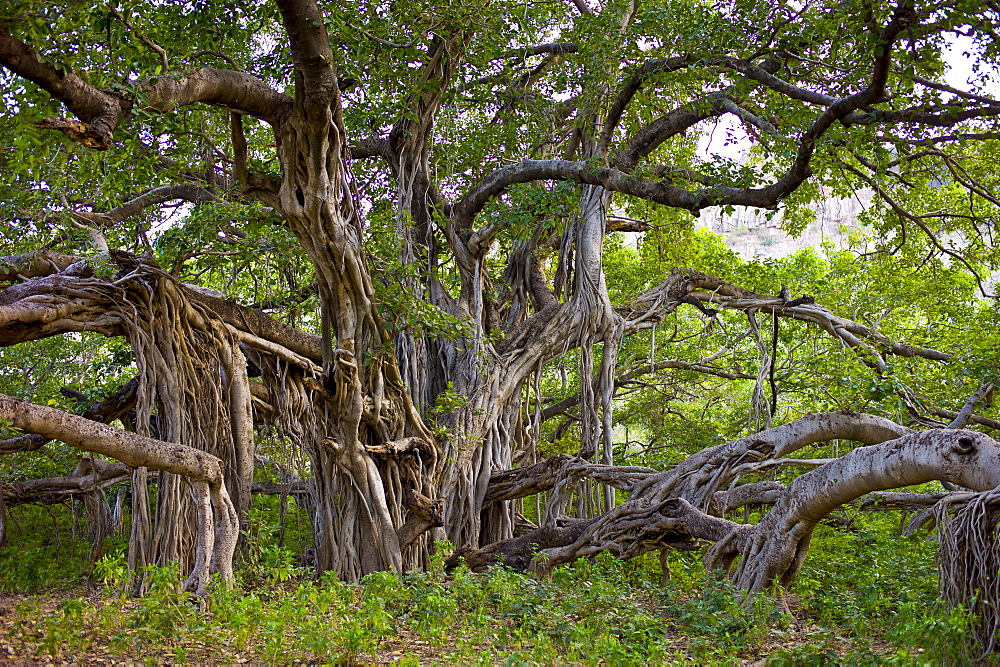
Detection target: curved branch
<box><xmin>0</xmin><ymin>267</ymin><xmax>127</xmax><ymax>345</ymax></box>
<box><xmin>454</xmin><ymin>4</ymin><xmax>914</xmax><ymax>229</ymax></box>
<box><xmin>0</xmin><ymin>27</ymin><xmax>126</xmax><ymax>149</ymax></box>
<box><xmin>567</xmin><ymin>0</ymin><xmax>594</xmax><ymax>17</ymax></box>
<box><xmin>614</xmin><ymin>92</ymin><xmax>734</xmax><ymax>172</ymax></box>
<box><xmin>0</xmin><ymin>255</ymin><xmax>324</xmax><ymax>362</ymax></box>
<box><xmin>597</xmin><ymin>56</ymin><xmax>693</xmax><ymax>154</ymax></box>
<box><xmin>72</xmin><ymin>184</ymin><xmax>219</xmax><ymax>228</ymax></box>
<box><xmin>0</xmin><ymin>27</ymin><xmax>290</xmax><ymax>149</ymax></box>
<box><xmin>727</xmin><ymin>429</ymin><xmax>1000</xmax><ymax>593</ymax></box>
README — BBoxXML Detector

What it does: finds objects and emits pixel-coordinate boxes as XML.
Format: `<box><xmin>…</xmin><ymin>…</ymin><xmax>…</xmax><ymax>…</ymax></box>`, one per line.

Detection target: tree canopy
<box><xmin>2</xmin><ymin>0</ymin><xmax>1000</xmax><ymax>649</ymax></box>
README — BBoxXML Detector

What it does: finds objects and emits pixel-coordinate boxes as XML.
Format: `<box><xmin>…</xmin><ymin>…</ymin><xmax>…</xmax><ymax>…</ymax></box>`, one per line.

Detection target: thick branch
<box><xmin>728</xmin><ymin>429</ymin><xmax>1000</xmax><ymax>592</ymax></box>
<box><xmin>0</xmin><ymin>376</ymin><xmax>140</xmax><ymax>455</ymax></box>
<box><xmin>276</xmin><ymin>0</ymin><xmax>339</xmax><ymax>100</ymax></box>
<box><xmin>454</xmin><ymin>7</ymin><xmax>913</xmax><ymax>228</ymax></box>
<box><xmin>3</xmin><ymin>460</ymin><xmax>129</xmax><ymax>508</ymax></box>
<box><xmin>0</xmin><ymin>27</ymin><xmax>125</xmax><ymax>149</ymax></box>
<box><xmin>0</xmin><ymin>251</ymin><xmax>85</xmax><ymax>282</ymax></box>
<box><xmin>0</xmin><ymin>394</ymin><xmax>223</xmax><ymax>481</ymax></box>
<box><xmin>0</xmin><ymin>393</ymin><xmax>237</xmax><ymax>591</ymax></box>
<box><xmin>484</xmin><ymin>453</ymin><xmax>656</xmax><ymax>505</ymax></box>
<box><xmin>397</xmin><ymin>488</ymin><xmax>444</xmax><ymax>550</ymax></box>
<box><xmin>1</xmin><ymin>27</ymin><xmax>289</xmax><ymax>149</ymax></box>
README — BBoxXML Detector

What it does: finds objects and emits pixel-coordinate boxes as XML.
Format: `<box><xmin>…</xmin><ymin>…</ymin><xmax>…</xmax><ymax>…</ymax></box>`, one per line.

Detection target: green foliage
<box><xmin>93</xmin><ymin>549</ymin><xmax>129</xmax><ymax>590</ymax></box>
<box><xmin>794</xmin><ymin>516</ymin><xmax>939</xmax><ymax>634</ymax></box>
<box><xmin>0</xmin><ymin>502</ymin><xmax>120</xmax><ymax>593</ymax></box>
<box><xmin>3</xmin><ymin>0</ymin><xmax>1000</xmax><ymax>663</ymax></box>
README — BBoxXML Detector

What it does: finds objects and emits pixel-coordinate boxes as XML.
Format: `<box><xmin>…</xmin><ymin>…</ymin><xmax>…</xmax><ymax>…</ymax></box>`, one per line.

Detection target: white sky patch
<box><xmin>697</xmin><ymin>115</ymin><xmax>750</xmax><ymax>161</ymax></box>
<box><xmin>944</xmin><ymin>35</ymin><xmax>1000</xmax><ymax>95</ymax></box>
<box><xmin>697</xmin><ymin>36</ymin><xmax>999</xmax><ymax>162</ymax></box>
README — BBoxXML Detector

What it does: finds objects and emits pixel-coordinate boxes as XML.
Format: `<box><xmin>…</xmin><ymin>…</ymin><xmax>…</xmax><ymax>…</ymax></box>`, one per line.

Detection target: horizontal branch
<box><xmin>0</xmin><ymin>376</ymin><xmax>139</xmax><ymax>454</ymax></box>
<box><xmin>0</xmin><ymin>251</ymin><xmax>85</xmax><ymax>282</ymax></box>
<box><xmin>0</xmin><ymin>394</ymin><xmax>224</xmax><ymax>483</ymax></box>
<box><xmin>0</xmin><ymin>267</ymin><xmax>127</xmax><ymax>346</ymax></box>
<box><xmin>506</xmin><ymin>43</ymin><xmax>579</xmax><ymax>58</ymax></box>
<box><xmin>484</xmin><ymin>453</ymin><xmax>656</xmax><ymax>506</ymax></box>
<box><xmin>72</xmin><ymin>184</ymin><xmax>219</xmax><ymax>228</ymax></box>
<box><xmin>1</xmin><ymin>27</ymin><xmax>290</xmax><ymax>149</ymax></box>
<box><xmin>0</xmin><ymin>392</ymin><xmax>238</xmax><ymax>590</ymax></box>
<box><xmin>617</xmin><ymin>270</ymin><xmax>951</xmax><ymax>370</ymax></box>
<box><xmin>0</xmin><ymin>254</ymin><xmax>324</xmax><ymax>365</ymax></box>
<box><xmin>932</xmin><ymin>407</ymin><xmax>1000</xmax><ymax>430</ymax></box>
<box><xmin>4</xmin><ymin>460</ymin><xmax>129</xmax><ymax>508</ymax></box>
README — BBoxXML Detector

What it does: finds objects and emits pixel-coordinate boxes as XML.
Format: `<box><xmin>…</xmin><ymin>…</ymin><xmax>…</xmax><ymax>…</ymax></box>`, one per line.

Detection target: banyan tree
<box><xmin>3</xmin><ymin>0</ymin><xmax>1000</xmax><ymax>648</ymax></box>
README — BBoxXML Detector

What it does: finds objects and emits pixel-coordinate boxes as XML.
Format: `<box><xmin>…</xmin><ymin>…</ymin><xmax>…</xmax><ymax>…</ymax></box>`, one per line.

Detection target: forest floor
<box><xmin>0</xmin><ymin>512</ymin><xmax>966</xmax><ymax>665</ymax></box>
<box><xmin>0</xmin><ymin>584</ymin><xmax>905</xmax><ymax>665</ymax></box>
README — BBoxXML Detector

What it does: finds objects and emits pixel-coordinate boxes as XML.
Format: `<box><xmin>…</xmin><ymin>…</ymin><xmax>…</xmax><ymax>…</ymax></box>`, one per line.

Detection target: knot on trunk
<box><xmin>954</xmin><ymin>436</ymin><xmax>977</xmax><ymax>456</ymax></box>
<box><xmin>396</xmin><ymin>488</ymin><xmax>443</xmax><ymax>551</ymax></box>
<box><xmin>403</xmin><ymin>488</ymin><xmax>442</xmax><ymax>527</ymax></box>
<box><xmin>365</xmin><ymin>436</ymin><xmax>430</xmax><ymax>458</ymax></box>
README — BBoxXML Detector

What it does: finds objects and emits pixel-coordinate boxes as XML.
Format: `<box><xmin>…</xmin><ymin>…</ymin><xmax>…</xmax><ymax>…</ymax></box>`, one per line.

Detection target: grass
<box><xmin>0</xmin><ymin>548</ymin><xmax>974</xmax><ymax>664</ymax></box>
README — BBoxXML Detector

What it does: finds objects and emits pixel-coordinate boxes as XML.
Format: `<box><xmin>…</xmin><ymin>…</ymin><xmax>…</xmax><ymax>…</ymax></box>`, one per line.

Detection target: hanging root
<box><xmin>937</xmin><ymin>487</ymin><xmax>1000</xmax><ymax>657</ymax></box>
<box><xmin>0</xmin><ymin>394</ymin><xmax>238</xmax><ymax>595</ymax></box>
<box><xmin>114</xmin><ymin>256</ymin><xmax>255</xmax><ymax>582</ymax></box>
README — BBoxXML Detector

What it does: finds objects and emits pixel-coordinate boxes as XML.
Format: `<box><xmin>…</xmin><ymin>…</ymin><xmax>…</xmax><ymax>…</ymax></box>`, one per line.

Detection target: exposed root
<box><xmin>937</xmin><ymin>487</ymin><xmax>1000</xmax><ymax>657</ymax></box>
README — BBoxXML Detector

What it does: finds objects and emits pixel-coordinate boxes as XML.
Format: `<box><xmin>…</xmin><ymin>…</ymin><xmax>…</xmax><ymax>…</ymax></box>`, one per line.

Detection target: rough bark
<box><xmin>473</xmin><ymin>421</ymin><xmax>1000</xmax><ymax>627</ymax></box>
<box><xmin>720</xmin><ymin>430</ymin><xmax>1000</xmax><ymax>594</ymax></box>
<box><xmin>104</xmin><ymin>260</ymin><xmax>254</xmax><ymax>582</ymax></box>
<box><xmin>0</xmin><ymin>0</ymin><xmax>985</xmax><ymax>598</ymax></box>
<box><xmin>477</xmin><ymin>412</ymin><xmax>912</xmax><ymax>571</ymax></box>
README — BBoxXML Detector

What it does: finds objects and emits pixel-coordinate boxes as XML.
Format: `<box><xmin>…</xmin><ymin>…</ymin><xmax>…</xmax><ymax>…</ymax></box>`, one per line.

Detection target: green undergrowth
<box><xmin>3</xmin><ymin>530</ymin><xmax>977</xmax><ymax>666</ymax></box>
<box><xmin>0</xmin><ymin>503</ymin><xmax>131</xmax><ymax>593</ymax></box>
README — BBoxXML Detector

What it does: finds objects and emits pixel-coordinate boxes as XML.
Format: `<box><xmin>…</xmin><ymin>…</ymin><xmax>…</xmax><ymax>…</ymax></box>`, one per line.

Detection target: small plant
<box><xmin>93</xmin><ymin>549</ymin><xmax>129</xmax><ymax>589</ymax></box>
<box><xmin>428</xmin><ymin>384</ymin><xmax>470</xmax><ymax>419</ymax></box>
